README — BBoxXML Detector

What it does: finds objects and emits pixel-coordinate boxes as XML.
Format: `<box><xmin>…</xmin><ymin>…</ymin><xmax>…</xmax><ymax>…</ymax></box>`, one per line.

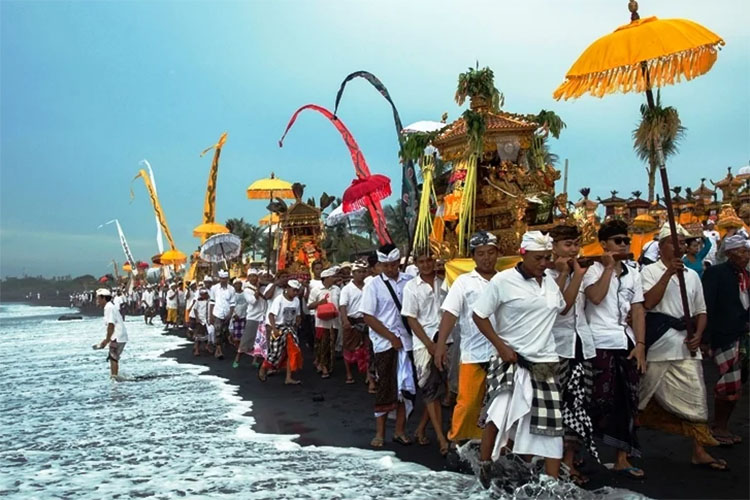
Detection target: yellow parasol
<box><xmin>159</xmin><ymin>249</ymin><xmax>187</xmax><ymax>265</ymax></box>
<box><xmin>246</xmin><ymin>172</ymin><xmax>295</xmax><ymax>200</ymax></box>
<box><xmin>258</xmin><ymin>213</ymin><xmax>280</xmax><ymax>226</ymax></box>
<box><xmin>193</xmin><ymin>222</ymin><xmax>230</xmax><ymax>238</ymax></box>
<box><xmin>247</xmin><ymin>172</ymin><xmax>296</xmax><ymax>270</ymax></box>
<box><xmin>122</xmin><ymin>262</ymin><xmax>132</xmax><ymax>273</ymax></box>
<box><xmin>553</xmin><ymin>0</ymin><xmax>724</xmax><ymax>353</ymax></box>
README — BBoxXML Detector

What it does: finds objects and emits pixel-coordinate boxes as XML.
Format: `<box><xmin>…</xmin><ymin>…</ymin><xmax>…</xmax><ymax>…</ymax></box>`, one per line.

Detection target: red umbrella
<box><xmin>342</xmin><ymin>174</ymin><xmax>392</xmax><ymax>243</ymax></box>
<box><xmin>136</xmin><ymin>261</ymin><xmax>150</xmax><ymax>270</ymax></box>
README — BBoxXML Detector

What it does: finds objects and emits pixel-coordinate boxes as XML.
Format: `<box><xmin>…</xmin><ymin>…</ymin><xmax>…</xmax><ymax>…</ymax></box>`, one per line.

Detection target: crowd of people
<box><xmin>92</xmin><ymin>220</ymin><xmax>748</xmax><ymax>488</ymax></box>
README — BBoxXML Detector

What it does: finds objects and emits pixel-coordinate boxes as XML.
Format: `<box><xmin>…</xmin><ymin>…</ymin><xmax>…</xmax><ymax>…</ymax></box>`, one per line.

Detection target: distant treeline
<box><xmin>0</xmin><ymin>275</ymin><xmax>100</xmax><ymax>302</ymax></box>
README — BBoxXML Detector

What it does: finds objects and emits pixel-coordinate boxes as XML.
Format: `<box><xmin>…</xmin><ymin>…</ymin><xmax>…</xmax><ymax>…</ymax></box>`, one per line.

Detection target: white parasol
<box><xmin>200</xmin><ymin>233</ymin><xmax>242</xmax><ymax>263</ymax></box>
<box><xmin>325</xmin><ymin>203</ymin><xmax>366</xmax><ymax>226</ymax></box>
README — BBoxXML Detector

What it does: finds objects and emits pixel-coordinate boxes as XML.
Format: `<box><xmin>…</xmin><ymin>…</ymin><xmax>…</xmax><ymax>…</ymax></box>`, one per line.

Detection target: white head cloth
<box><xmin>321</xmin><ymin>267</ymin><xmax>338</xmax><ymax>279</ymax></box>
<box><xmin>377</xmin><ymin>247</ymin><xmax>401</xmax><ymax>263</ymax></box>
<box><xmin>96</xmin><ymin>288</ymin><xmax>112</xmax><ymax>297</ymax></box>
<box><xmin>217</xmin><ymin>270</ymin><xmax>229</xmax><ymax>279</ymax></box>
<box><xmin>724</xmin><ymin>234</ymin><xmax>749</xmax><ymax>251</ymax></box>
<box><xmin>247</xmin><ymin>268</ymin><xmax>259</xmax><ymax>276</ymax></box>
<box><xmin>520</xmin><ymin>231</ymin><xmax>553</xmax><ymax>252</ymax></box>
<box><xmin>658</xmin><ymin>222</ymin><xmax>690</xmax><ymax>241</ymax></box>
<box><xmin>352</xmin><ymin>260</ymin><xmax>367</xmax><ymax>271</ymax></box>
<box><xmin>287</xmin><ymin>279</ymin><xmax>302</xmax><ymax>290</ymax></box>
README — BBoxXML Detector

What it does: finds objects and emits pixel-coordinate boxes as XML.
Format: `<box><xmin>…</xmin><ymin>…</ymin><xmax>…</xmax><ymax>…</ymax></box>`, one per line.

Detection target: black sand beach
<box><xmin>156</xmin><ymin>325</ymin><xmax>750</xmax><ymax>500</ymax></box>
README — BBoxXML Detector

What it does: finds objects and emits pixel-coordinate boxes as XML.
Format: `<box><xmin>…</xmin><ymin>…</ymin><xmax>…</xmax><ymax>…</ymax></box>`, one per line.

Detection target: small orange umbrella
<box><xmin>258</xmin><ymin>213</ymin><xmax>280</xmax><ymax>226</ymax></box>
<box><xmin>193</xmin><ymin>222</ymin><xmax>229</xmax><ymax>238</ymax></box>
<box><xmin>160</xmin><ymin>249</ymin><xmax>187</xmax><ymax>265</ymax></box>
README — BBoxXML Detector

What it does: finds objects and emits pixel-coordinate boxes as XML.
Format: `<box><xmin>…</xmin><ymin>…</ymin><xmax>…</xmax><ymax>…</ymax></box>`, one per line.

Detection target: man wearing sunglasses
<box><xmin>582</xmin><ymin>220</ymin><xmax>647</xmax><ymax>480</ymax></box>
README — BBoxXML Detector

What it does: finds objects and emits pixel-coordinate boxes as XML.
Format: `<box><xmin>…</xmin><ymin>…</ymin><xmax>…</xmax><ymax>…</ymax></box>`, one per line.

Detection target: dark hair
<box><xmin>367</xmin><ymin>254</ymin><xmax>378</xmax><ymax>267</ymax></box>
<box><xmin>311</xmin><ymin>260</ymin><xmax>324</xmax><ymax>268</ymax></box>
<box><xmin>598</xmin><ymin>220</ymin><xmax>629</xmax><ymax>241</ymax></box>
<box><xmin>549</xmin><ymin>224</ymin><xmax>580</xmax><ymax>242</ymax></box>
<box><xmin>378</xmin><ymin>243</ymin><xmax>398</xmax><ymax>255</ymax></box>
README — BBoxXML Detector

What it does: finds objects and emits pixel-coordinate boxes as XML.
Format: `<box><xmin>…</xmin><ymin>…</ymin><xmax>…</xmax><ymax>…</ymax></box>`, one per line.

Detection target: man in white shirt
<box><xmin>262</xmin><ymin>279</ymin><xmax>303</xmax><ymax>385</ymax></box>
<box><xmin>234</xmin><ymin>270</ymin><xmax>266</xmax><ymax>368</ymax></box>
<box><xmin>639</xmin><ymin>223</ymin><xmax>727</xmax><ymax>470</ymax></box>
<box><xmin>339</xmin><ymin>261</ymin><xmax>373</xmax><ymax>389</ymax></box>
<box><xmin>94</xmin><ymin>288</ymin><xmax>129</xmax><ymax>380</ymax></box>
<box><xmin>190</xmin><ymin>287</ymin><xmax>211</xmax><ymax>356</ymax></box>
<box><xmin>583</xmin><ymin>220</ymin><xmax>647</xmax><ymax>479</ymax></box>
<box><xmin>360</xmin><ymin>244</ymin><xmax>415</xmax><ymax>448</ymax></box>
<box><xmin>177</xmin><ymin>282</ymin><xmax>187</xmax><ymax>327</ymax></box>
<box><xmin>640</xmin><ymin>234</ymin><xmax>659</xmax><ymax>267</ymax></box>
<box><xmin>308</xmin><ymin>267</ymin><xmax>340</xmax><ymax>378</ymax></box>
<box><xmin>402</xmin><ymin>251</ymin><xmax>450</xmax><ymax>456</ymax></box>
<box><xmin>434</xmin><ymin>231</ymin><xmax>499</xmax><ymax>444</ymax></box>
<box><xmin>165</xmin><ymin>283</ymin><xmax>178</xmax><ymax>330</ymax></box>
<box><xmin>473</xmin><ymin>231</ymin><xmax>565</xmax><ymax>486</ymax></box>
<box><xmin>703</xmin><ymin>219</ymin><xmax>721</xmax><ymax>266</ymax></box>
<box><xmin>209</xmin><ymin>270</ymin><xmax>236</xmax><ymax>360</ymax></box>
<box><xmin>141</xmin><ymin>285</ymin><xmax>155</xmax><ymax>325</ymax></box>
<box><xmin>113</xmin><ymin>289</ymin><xmax>125</xmax><ymax>319</ymax></box>
<box><xmin>547</xmin><ymin>224</ymin><xmax>598</xmax><ymax>484</ymax></box>
<box><xmin>231</xmin><ymin>279</ymin><xmax>248</xmax><ymax>356</ymax></box>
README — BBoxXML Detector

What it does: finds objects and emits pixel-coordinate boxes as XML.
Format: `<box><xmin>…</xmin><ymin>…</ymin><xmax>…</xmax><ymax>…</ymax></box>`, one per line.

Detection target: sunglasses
<box><xmin>608</xmin><ymin>236</ymin><xmax>631</xmax><ymax>245</ymax></box>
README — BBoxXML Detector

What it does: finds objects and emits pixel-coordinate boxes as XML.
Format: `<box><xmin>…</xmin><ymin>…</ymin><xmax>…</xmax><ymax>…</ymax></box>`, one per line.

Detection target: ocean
<box><xmin>0</xmin><ymin>303</ymin><xmax>643</xmax><ymax>499</ymax></box>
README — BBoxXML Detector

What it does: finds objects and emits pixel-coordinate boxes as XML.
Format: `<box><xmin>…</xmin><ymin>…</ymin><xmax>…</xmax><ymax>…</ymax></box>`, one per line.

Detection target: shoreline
<box><xmin>155</xmin><ymin>322</ymin><xmax>749</xmax><ymax>499</ymax></box>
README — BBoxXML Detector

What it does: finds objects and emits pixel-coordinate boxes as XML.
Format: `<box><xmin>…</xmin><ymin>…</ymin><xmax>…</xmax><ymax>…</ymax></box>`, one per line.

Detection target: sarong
<box><xmin>374</xmin><ymin>348</ymin><xmax>415</xmax><ymax>417</ymax></box>
<box><xmin>166</xmin><ymin>308</ymin><xmax>178</xmax><ymax>323</ymax></box>
<box><xmin>238</xmin><ymin>320</ymin><xmax>260</xmax><ymax>354</ymax></box>
<box><xmin>315</xmin><ymin>327</ymin><xmax>336</xmax><ymax>373</ymax></box>
<box><xmin>413</xmin><ymin>347</ymin><xmax>446</xmax><ymax>403</ymax></box>
<box><xmin>343</xmin><ymin>319</ymin><xmax>370</xmax><ymax>374</ymax></box>
<box><xmin>591</xmin><ymin>348</ymin><xmax>641</xmax><ymax>456</ymax></box>
<box><xmin>194</xmin><ymin>324</ymin><xmax>208</xmax><ymax>342</ymax></box>
<box><xmin>107</xmin><ymin>341</ymin><xmax>126</xmax><ymax>362</ymax></box>
<box><xmin>449</xmin><ymin>363</ymin><xmax>486</xmax><ymax>441</ymax></box>
<box><xmin>213</xmin><ymin>316</ymin><xmax>231</xmax><ymax>344</ymax></box>
<box><xmin>714</xmin><ymin>341</ymin><xmax>742</xmax><ymax>401</ymax></box>
<box><xmin>232</xmin><ymin>317</ymin><xmax>246</xmax><ymax>340</ymax></box>
<box><xmin>252</xmin><ymin>323</ymin><xmax>268</xmax><ymax>359</ymax></box>
<box><xmin>638</xmin><ymin>359</ymin><xmax>718</xmax><ymax>446</ymax></box>
<box><xmin>264</xmin><ymin>327</ymin><xmax>302</xmax><ymax>371</ymax></box>
<box><xmin>558</xmin><ymin>359</ymin><xmax>599</xmax><ymax>462</ymax></box>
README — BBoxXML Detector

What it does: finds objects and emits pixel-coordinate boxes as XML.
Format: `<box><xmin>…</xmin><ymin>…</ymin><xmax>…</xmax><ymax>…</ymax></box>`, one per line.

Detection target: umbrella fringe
<box><xmin>553</xmin><ymin>42</ymin><xmax>721</xmax><ymax>100</ymax></box>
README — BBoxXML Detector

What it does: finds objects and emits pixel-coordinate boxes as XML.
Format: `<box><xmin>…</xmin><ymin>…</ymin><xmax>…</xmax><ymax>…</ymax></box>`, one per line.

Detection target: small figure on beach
<box><xmin>93</xmin><ymin>288</ymin><xmax>129</xmax><ymax>380</ymax></box>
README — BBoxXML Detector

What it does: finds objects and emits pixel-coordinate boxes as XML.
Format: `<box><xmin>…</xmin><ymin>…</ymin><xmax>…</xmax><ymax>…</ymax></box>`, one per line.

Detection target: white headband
<box><xmin>658</xmin><ymin>222</ymin><xmax>690</xmax><ymax>242</ymax></box>
<box><xmin>320</xmin><ymin>268</ymin><xmax>337</xmax><ymax>278</ymax></box>
<box><xmin>520</xmin><ymin>231</ymin><xmax>553</xmax><ymax>252</ymax></box>
<box><xmin>377</xmin><ymin>247</ymin><xmax>401</xmax><ymax>263</ymax></box>
<box><xmin>725</xmin><ymin>234</ymin><xmax>749</xmax><ymax>251</ymax></box>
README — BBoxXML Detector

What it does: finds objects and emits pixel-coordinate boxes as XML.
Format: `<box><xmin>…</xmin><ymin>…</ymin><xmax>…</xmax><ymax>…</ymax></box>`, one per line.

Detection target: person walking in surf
<box><xmin>94</xmin><ymin>288</ymin><xmax>129</xmax><ymax>380</ymax></box>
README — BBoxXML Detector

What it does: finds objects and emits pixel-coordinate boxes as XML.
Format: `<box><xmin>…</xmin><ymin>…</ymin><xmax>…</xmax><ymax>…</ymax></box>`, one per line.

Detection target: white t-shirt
<box><xmin>268</xmin><ymin>294</ymin><xmax>301</xmax><ymax>328</ymax></box>
<box><xmin>547</xmin><ymin>269</ymin><xmax>597</xmax><ymax>360</ymax></box>
<box><xmin>210</xmin><ymin>283</ymin><xmax>236</xmax><ymax>320</ymax></box>
<box><xmin>113</xmin><ymin>295</ymin><xmax>124</xmax><ymax>309</ymax></box>
<box><xmin>190</xmin><ymin>299</ymin><xmax>210</xmax><ymax>325</ymax></box>
<box><xmin>142</xmin><ymin>290</ymin><xmax>154</xmax><ymax>307</ymax></box>
<box><xmin>309</xmin><ymin>285</ymin><xmax>340</xmax><ymax>329</ymax></box>
<box><xmin>441</xmin><ymin>270</ymin><xmax>495</xmax><ymax>364</ymax></box>
<box><xmin>473</xmin><ymin>266</ymin><xmax>563</xmax><ymax>363</ymax></box>
<box><xmin>233</xmin><ymin>289</ymin><xmax>248</xmax><ymax>318</ymax></box>
<box><xmin>641</xmin><ymin>239</ymin><xmax>660</xmax><ymax>263</ymax></box>
<box><xmin>263</xmin><ymin>285</ymin><xmax>285</xmax><ymax>324</ymax></box>
<box><xmin>339</xmin><ymin>281</ymin><xmax>365</xmax><ymax>319</ymax></box>
<box><xmin>359</xmin><ymin>272</ymin><xmax>414</xmax><ymax>354</ymax></box>
<box><xmin>703</xmin><ymin>230</ymin><xmax>721</xmax><ymax>265</ymax></box>
<box><xmin>166</xmin><ymin>290</ymin><xmax>178</xmax><ymax>309</ymax></box>
<box><xmin>243</xmin><ymin>287</ymin><xmax>266</xmax><ymax>322</ymax></box>
<box><xmin>104</xmin><ymin>301</ymin><xmax>128</xmax><ymax>343</ymax></box>
<box><xmin>641</xmin><ymin>260</ymin><xmax>707</xmax><ymax>361</ymax></box>
<box><xmin>583</xmin><ymin>261</ymin><xmax>645</xmax><ymax>350</ymax></box>
<box><xmin>401</xmin><ymin>274</ymin><xmax>447</xmax><ymax>350</ymax></box>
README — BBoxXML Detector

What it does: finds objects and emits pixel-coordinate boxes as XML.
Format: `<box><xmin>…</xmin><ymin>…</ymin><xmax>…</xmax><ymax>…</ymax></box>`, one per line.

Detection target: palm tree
<box><xmin>384</xmin><ymin>204</ymin><xmax>409</xmax><ymax>249</ymax></box>
<box><xmin>633</xmin><ymin>90</ymin><xmax>686</xmax><ymax>202</ymax></box>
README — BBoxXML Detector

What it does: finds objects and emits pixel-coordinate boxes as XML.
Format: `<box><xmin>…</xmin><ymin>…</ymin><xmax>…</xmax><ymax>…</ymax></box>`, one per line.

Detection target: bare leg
<box><xmin>109</xmin><ymin>359</ymin><xmax>118</xmax><ymax>377</ymax></box>
<box><xmin>395</xmin><ymin>402</ymin><xmax>407</xmax><ymax>437</ymax></box>
<box><xmin>415</xmin><ymin>406</ymin><xmax>430</xmax><ymax>438</ymax></box>
<box><xmin>285</xmin><ymin>359</ymin><xmax>300</xmax><ymax>384</ymax></box>
<box><xmin>614</xmin><ymin>449</ymin><xmax>644</xmax><ymax>477</ymax></box>
<box><xmin>544</xmin><ymin>458</ymin><xmax>561</xmax><ymax>478</ymax></box>
<box><xmin>373</xmin><ymin>414</ymin><xmax>387</xmax><ymax>444</ymax></box>
<box><xmin>712</xmin><ymin>399</ymin><xmax>737</xmax><ymax>434</ymax></box>
<box><xmin>344</xmin><ymin>361</ymin><xmax>354</xmax><ymax>382</ymax></box>
<box><xmin>426</xmin><ymin>400</ymin><xmax>449</xmax><ymax>452</ymax></box>
<box><xmin>480</xmin><ymin>422</ymin><xmax>499</xmax><ymax>461</ymax></box>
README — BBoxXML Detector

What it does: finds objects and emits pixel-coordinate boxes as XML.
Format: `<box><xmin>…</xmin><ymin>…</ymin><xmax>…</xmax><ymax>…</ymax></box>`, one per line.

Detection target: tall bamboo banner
<box><xmin>99</xmin><ymin>219</ymin><xmax>136</xmax><ymax>268</ymax></box>
<box><xmin>131</xmin><ymin>169</ymin><xmax>177</xmax><ymax>250</ymax></box>
<box><xmin>139</xmin><ymin>160</ymin><xmax>165</xmax><ymax>253</ymax></box>
<box><xmin>199</xmin><ymin>132</ymin><xmax>228</xmax><ymax>232</ymax></box>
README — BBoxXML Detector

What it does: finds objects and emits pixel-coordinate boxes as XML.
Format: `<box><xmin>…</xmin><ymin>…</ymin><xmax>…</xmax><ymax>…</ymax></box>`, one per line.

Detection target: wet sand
<box><xmin>155</xmin><ymin>324</ymin><xmax>748</xmax><ymax>499</ymax></box>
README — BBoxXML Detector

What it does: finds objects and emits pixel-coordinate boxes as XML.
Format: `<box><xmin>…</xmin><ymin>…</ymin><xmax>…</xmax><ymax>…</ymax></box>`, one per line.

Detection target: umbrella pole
<box><xmin>655</xmin><ymin>140</ymin><xmax>696</xmax><ymax>357</ymax></box>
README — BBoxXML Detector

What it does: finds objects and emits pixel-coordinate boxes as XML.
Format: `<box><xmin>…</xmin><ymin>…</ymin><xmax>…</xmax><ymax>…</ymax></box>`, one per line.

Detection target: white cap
<box><xmin>96</xmin><ymin>288</ymin><xmax>112</xmax><ymax>297</ymax></box>
<box><xmin>320</xmin><ymin>267</ymin><xmax>338</xmax><ymax>278</ymax></box>
<box><xmin>724</xmin><ymin>234</ymin><xmax>749</xmax><ymax>251</ymax></box>
<box><xmin>247</xmin><ymin>268</ymin><xmax>259</xmax><ymax>276</ymax></box>
<box><xmin>658</xmin><ymin>222</ymin><xmax>690</xmax><ymax>242</ymax></box>
<box><xmin>377</xmin><ymin>247</ymin><xmax>401</xmax><ymax>263</ymax></box>
<box><xmin>218</xmin><ymin>270</ymin><xmax>229</xmax><ymax>278</ymax></box>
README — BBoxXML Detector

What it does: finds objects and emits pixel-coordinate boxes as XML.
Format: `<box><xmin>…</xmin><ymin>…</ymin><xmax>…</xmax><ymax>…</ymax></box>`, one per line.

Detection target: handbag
<box><xmin>316</xmin><ymin>294</ymin><xmax>338</xmax><ymax>320</ymax></box>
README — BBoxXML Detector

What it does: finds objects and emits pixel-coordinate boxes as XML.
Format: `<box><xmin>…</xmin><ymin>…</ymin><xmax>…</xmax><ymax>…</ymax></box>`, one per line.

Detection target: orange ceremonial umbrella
<box><xmin>193</xmin><ymin>222</ymin><xmax>229</xmax><ymax>238</ymax></box>
<box><xmin>159</xmin><ymin>249</ymin><xmax>187</xmax><ymax>265</ymax></box>
<box><xmin>247</xmin><ymin>172</ymin><xmax>296</xmax><ymax>270</ymax></box>
<box><xmin>553</xmin><ymin>0</ymin><xmax>724</xmax><ymax>351</ymax></box>
<box><xmin>258</xmin><ymin>213</ymin><xmax>280</xmax><ymax>226</ymax></box>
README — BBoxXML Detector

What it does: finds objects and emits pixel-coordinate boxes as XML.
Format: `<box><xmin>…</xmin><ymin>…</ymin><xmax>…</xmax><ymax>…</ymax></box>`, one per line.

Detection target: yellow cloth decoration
<box><xmin>444</xmin><ymin>256</ymin><xmax>521</xmax><ymax>287</ymax></box>
<box><xmin>430</xmin><ymin>215</ymin><xmax>445</xmax><ymax>243</ymax></box>
<box><xmin>132</xmin><ymin>169</ymin><xmax>177</xmax><ymax>251</ymax></box>
<box><xmin>554</xmin><ymin>17</ymin><xmax>724</xmax><ymax>100</ymax></box>
<box><xmin>457</xmin><ymin>155</ymin><xmax>478</xmax><ymax>257</ymax></box>
<box><xmin>413</xmin><ymin>155</ymin><xmax>437</xmax><ymax>255</ymax></box>
<box><xmin>198</xmin><ymin>132</ymin><xmax>228</xmax><ymax>242</ymax></box>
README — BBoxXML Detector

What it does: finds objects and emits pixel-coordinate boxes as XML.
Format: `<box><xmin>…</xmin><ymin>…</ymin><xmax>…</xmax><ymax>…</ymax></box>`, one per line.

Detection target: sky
<box><xmin>1</xmin><ymin>0</ymin><xmax>748</xmax><ymax>278</ymax></box>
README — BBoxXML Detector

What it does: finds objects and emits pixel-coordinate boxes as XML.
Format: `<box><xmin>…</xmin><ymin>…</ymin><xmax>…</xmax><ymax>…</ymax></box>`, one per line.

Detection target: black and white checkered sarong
<box><xmin>480</xmin><ymin>356</ymin><xmax>563</xmax><ymax>437</ymax></box>
<box><xmin>558</xmin><ymin>359</ymin><xmax>599</xmax><ymax>462</ymax></box>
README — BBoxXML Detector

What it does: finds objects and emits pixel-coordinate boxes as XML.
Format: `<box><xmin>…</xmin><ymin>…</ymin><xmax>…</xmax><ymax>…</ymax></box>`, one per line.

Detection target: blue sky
<box><xmin>1</xmin><ymin>0</ymin><xmax>748</xmax><ymax>277</ymax></box>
